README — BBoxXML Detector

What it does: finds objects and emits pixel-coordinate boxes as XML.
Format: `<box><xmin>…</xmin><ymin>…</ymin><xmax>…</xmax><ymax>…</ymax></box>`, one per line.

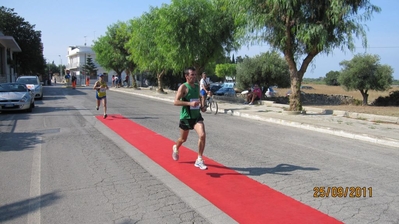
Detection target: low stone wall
<box><xmin>216</xmin><ymin>93</ymin><xmax>354</xmax><ymax>106</ymax></box>
<box><xmin>303</xmin><ymin>94</ymin><xmax>353</xmax><ymax>105</ymax></box>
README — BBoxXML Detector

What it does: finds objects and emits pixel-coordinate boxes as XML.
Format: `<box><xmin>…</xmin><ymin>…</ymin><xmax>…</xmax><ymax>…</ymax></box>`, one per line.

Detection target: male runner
<box><xmin>172</xmin><ymin>67</ymin><xmax>208</xmax><ymax>170</ymax></box>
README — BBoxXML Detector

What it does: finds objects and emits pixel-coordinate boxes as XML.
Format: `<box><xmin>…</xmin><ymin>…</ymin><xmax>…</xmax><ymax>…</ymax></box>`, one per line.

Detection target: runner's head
<box><xmin>184</xmin><ymin>67</ymin><xmax>196</xmax><ymax>83</ymax></box>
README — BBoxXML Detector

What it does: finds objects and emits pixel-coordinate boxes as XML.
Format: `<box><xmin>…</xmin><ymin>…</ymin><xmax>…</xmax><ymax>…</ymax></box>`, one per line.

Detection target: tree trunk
<box><xmin>126</xmin><ymin>68</ymin><xmax>137</xmax><ymax>88</ymax></box>
<box><xmin>131</xmin><ymin>74</ymin><xmax>137</xmax><ymax>88</ymax></box>
<box><xmin>360</xmin><ymin>90</ymin><xmax>369</xmax><ymax>106</ymax></box>
<box><xmin>157</xmin><ymin>70</ymin><xmax>165</xmax><ymax>93</ymax></box>
<box><xmin>194</xmin><ymin>64</ymin><xmax>204</xmax><ymax>83</ymax></box>
<box><xmin>289</xmin><ymin>73</ymin><xmax>302</xmax><ymax>111</ymax></box>
<box><xmin>286</xmin><ymin>52</ymin><xmax>316</xmax><ymax>111</ymax></box>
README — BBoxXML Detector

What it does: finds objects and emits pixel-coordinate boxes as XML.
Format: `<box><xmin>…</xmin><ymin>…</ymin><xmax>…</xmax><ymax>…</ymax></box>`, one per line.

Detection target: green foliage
<box><xmin>215</xmin><ymin>64</ymin><xmax>236</xmax><ymax>81</ymax></box>
<box><xmin>352</xmin><ymin>99</ymin><xmax>363</xmax><ymax>106</ymax></box>
<box><xmin>151</xmin><ymin>0</ymin><xmax>238</xmax><ymax>72</ymax></box>
<box><xmin>93</xmin><ymin>23</ymin><xmax>126</xmax><ymax>76</ymax></box>
<box><xmin>45</xmin><ymin>62</ymin><xmax>59</xmax><ymax>75</ymax></box>
<box><xmin>372</xmin><ymin>90</ymin><xmax>399</xmax><ymax>106</ymax></box>
<box><xmin>0</xmin><ymin>7</ymin><xmax>45</xmax><ymax>75</ymax></box>
<box><xmin>235</xmin><ymin>51</ymin><xmax>290</xmax><ymax>90</ymax></box>
<box><xmin>125</xmin><ymin>0</ymin><xmax>239</xmax><ymax>91</ymax></box>
<box><xmin>127</xmin><ymin>7</ymin><xmax>170</xmax><ymax>92</ymax></box>
<box><xmin>225</xmin><ymin>0</ymin><xmax>381</xmax><ymax>111</ymax></box>
<box><xmin>339</xmin><ymin>54</ymin><xmax>393</xmax><ymax>92</ymax></box>
<box><xmin>83</xmin><ymin>56</ymin><xmax>97</xmax><ymax>76</ymax></box>
<box><xmin>339</xmin><ymin>53</ymin><xmax>393</xmax><ymax>105</ymax></box>
<box><xmin>127</xmin><ymin>8</ymin><xmax>168</xmax><ymax>74</ymax></box>
<box><xmin>325</xmin><ymin>71</ymin><xmax>340</xmax><ymax>86</ymax></box>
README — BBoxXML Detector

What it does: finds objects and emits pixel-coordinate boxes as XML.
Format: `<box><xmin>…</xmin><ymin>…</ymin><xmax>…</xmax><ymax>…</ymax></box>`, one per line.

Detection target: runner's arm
<box><xmin>93</xmin><ymin>81</ymin><xmax>100</xmax><ymax>90</ymax></box>
<box><xmin>174</xmin><ymin>85</ymin><xmax>198</xmax><ymax>107</ymax></box>
<box><xmin>93</xmin><ymin>81</ymin><xmax>98</xmax><ymax>90</ymax></box>
<box><xmin>199</xmin><ymin>86</ymin><xmax>206</xmax><ymax>112</ymax></box>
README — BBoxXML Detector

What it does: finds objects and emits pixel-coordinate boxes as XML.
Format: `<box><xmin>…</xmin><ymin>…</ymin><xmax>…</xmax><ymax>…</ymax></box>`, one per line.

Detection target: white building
<box><xmin>0</xmin><ymin>31</ymin><xmax>22</xmax><ymax>83</ymax></box>
<box><xmin>65</xmin><ymin>45</ymin><xmax>141</xmax><ymax>86</ymax></box>
<box><xmin>65</xmin><ymin>45</ymin><xmax>106</xmax><ymax>84</ymax></box>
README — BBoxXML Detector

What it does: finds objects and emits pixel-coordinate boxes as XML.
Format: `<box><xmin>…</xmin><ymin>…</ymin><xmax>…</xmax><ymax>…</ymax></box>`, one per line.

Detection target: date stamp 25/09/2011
<box><xmin>313</xmin><ymin>186</ymin><xmax>373</xmax><ymax>198</ymax></box>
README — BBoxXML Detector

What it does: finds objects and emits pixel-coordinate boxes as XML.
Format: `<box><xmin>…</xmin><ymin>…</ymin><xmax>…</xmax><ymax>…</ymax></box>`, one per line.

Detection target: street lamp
<box><xmin>58</xmin><ymin>55</ymin><xmax>63</xmax><ymax>78</ymax></box>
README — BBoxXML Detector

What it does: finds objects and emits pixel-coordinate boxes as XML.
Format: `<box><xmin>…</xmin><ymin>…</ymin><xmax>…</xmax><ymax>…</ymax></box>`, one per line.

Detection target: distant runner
<box><xmin>93</xmin><ymin>74</ymin><xmax>109</xmax><ymax>119</ymax></box>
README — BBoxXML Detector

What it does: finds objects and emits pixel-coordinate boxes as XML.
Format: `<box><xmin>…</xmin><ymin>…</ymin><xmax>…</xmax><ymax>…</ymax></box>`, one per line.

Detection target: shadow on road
<box><xmin>0</xmin><ymin>191</ymin><xmax>62</xmax><ymax>222</ymax></box>
<box><xmin>205</xmin><ymin>163</ymin><xmax>319</xmax><ymax>178</ymax></box>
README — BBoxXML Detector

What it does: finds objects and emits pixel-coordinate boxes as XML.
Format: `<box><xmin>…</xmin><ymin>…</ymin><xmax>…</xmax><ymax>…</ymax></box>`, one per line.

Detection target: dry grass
<box><xmin>276</xmin><ymin>84</ymin><xmax>399</xmax><ymax>117</ymax></box>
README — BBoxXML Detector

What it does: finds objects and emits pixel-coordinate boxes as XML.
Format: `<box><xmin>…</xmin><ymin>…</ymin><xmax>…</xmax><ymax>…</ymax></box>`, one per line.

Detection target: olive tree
<box><xmin>227</xmin><ymin>0</ymin><xmax>381</xmax><ymax>111</ymax></box>
<box><xmin>338</xmin><ymin>54</ymin><xmax>393</xmax><ymax>105</ymax></box>
<box><xmin>325</xmin><ymin>71</ymin><xmax>340</xmax><ymax>86</ymax></box>
<box><xmin>236</xmin><ymin>51</ymin><xmax>290</xmax><ymax>90</ymax></box>
<box><xmin>215</xmin><ymin>64</ymin><xmax>237</xmax><ymax>81</ymax></box>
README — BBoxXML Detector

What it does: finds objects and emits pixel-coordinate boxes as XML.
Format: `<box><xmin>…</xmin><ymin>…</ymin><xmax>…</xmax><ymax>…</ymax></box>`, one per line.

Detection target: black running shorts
<box><xmin>179</xmin><ymin>115</ymin><xmax>204</xmax><ymax>130</ymax></box>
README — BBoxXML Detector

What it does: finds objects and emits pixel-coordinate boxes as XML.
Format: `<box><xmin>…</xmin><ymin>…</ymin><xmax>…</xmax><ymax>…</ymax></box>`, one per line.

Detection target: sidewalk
<box><xmin>110</xmin><ymin>87</ymin><xmax>399</xmax><ymax>148</ymax></box>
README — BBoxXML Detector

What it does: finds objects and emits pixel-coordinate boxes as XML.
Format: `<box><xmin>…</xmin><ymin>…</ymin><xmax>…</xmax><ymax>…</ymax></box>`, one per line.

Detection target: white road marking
<box><xmin>27</xmin><ymin>137</ymin><xmax>41</xmax><ymax>224</ymax></box>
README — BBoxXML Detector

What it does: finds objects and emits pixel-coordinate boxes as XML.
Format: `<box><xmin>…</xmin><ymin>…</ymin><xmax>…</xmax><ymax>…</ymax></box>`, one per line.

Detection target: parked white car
<box><xmin>16</xmin><ymin>76</ymin><xmax>43</xmax><ymax>100</ymax></box>
<box><xmin>0</xmin><ymin>83</ymin><xmax>35</xmax><ymax>112</ymax></box>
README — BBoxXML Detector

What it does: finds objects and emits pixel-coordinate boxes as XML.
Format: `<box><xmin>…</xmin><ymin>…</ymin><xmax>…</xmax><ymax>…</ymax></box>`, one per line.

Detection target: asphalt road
<box><xmin>0</xmin><ymin>85</ymin><xmax>398</xmax><ymax>224</ymax></box>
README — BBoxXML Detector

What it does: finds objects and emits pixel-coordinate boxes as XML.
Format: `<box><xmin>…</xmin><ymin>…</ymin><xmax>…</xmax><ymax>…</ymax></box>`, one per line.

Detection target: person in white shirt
<box><xmin>199</xmin><ymin>72</ymin><xmax>210</xmax><ymax>108</ymax></box>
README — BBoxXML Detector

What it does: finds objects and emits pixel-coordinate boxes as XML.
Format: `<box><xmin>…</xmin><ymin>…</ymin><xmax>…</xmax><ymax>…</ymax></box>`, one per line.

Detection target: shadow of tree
<box><xmin>206</xmin><ymin>163</ymin><xmax>319</xmax><ymax>178</ymax></box>
<box><xmin>0</xmin><ymin>132</ymin><xmax>43</xmax><ymax>151</ymax></box>
<box><xmin>0</xmin><ymin>191</ymin><xmax>62</xmax><ymax>222</ymax></box>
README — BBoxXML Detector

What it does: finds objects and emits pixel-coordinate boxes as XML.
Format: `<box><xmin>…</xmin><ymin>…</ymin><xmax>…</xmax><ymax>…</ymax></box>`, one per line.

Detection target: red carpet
<box><xmin>97</xmin><ymin>114</ymin><xmax>341</xmax><ymax>224</ymax></box>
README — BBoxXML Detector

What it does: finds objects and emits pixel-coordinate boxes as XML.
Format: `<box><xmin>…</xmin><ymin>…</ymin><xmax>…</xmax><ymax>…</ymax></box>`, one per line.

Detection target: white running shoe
<box><xmin>194</xmin><ymin>158</ymin><xmax>208</xmax><ymax>170</ymax></box>
<box><xmin>172</xmin><ymin>145</ymin><xmax>179</xmax><ymax>161</ymax></box>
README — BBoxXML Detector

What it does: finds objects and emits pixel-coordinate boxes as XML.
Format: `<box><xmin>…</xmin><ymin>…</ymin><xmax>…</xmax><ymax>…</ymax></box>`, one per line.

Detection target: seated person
<box><xmin>245</xmin><ymin>84</ymin><xmax>262</xmax><ymax>105</ymax></box>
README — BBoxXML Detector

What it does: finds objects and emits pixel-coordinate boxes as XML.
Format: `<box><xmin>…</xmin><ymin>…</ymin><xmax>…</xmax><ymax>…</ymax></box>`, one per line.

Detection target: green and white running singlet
<box><xmin>180</xmin><ymin>82</ymin><xmax>201</xmax><ymax>120</ymax></box>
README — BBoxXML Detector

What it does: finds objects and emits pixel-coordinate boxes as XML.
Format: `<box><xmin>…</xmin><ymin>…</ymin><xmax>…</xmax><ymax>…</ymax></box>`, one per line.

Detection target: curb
<box><xmin>222</xmin><ymin>108</ymin><xmax>399</xmax><ymax>148</ymax></box>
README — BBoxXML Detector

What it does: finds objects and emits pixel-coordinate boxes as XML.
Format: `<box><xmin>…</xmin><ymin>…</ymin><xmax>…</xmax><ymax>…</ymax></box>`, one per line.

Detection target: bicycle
<box><xmin>205</xmin><ymin>95</ymin><xmax>218</xmax><ymax>115</ymax></box>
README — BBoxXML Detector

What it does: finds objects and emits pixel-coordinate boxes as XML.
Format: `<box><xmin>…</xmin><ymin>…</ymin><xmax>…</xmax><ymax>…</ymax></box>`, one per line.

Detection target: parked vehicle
<box><xmin>215</xmin><ymin>87</ymin><xmax>236</xmax><ymax>96</ymax></box>
<box><xmin>209</xmin><ymin>83</ymin><xmax>222</xmax><ymax>94</ymax></box>
<box><xmin>222</xmin><ymin>82</ymin><xmax>235</xmax><ymax>88</ymax></box>
<box><xmin>265</xmin><ymin>87</ymin><xmax>277</xmax><ymax>98</ymax></box>
<box><xmin>301</xmin><ymin>85</ymin><xmax>314</xmax><ymax>90</ymax></box>
<box><xmin>0</xmin><ymin>83</ymin><xmax>35</xmax><ymax>112</ymax></box>
<box><xmin>16</xmin><ymin>76</ymin><xmax>43</xmax><ymax>100</ymax></box>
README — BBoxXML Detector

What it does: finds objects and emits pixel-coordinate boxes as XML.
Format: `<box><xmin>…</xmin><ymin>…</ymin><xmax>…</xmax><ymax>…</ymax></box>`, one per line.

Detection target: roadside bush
<box><xmin>372</xmin><ymin>90</ymin><xmax>399</xmax><ymax>106</ymax></box>
<box><xmin>352</xmin><ymin>99</ymin><xmax>363</xmax><ymax>106</ymax></box>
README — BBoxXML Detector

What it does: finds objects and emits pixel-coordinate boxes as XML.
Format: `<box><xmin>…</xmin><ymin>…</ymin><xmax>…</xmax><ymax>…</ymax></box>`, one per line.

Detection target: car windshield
<box><xmin>222</xmin><ymin>83</ymin><xmax>235</xmax><ymax>88</ymax></box>
<box><xmin>17</xmin><ymin>78</ymin><xmax>38</xmax><ymax>84</ymax></box>
<box><xmin>218</xmin><ymin>87</ymin><xmax>230</xmax><ymax>91</ymax></box>
<box><xmin>0</xmin><ymin>84</ymin><xmax>27</xmax><ymax>92</ymax></box>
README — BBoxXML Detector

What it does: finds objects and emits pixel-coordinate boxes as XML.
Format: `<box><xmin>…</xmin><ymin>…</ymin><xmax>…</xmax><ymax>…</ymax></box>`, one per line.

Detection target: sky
<box><xmin>2</xmin><ymin>0</ymin><xmax>399</xmax><ymax>79</ymax></box>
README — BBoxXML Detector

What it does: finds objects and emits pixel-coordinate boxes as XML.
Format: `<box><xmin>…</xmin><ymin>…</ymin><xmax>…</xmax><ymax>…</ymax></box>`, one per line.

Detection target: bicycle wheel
<box><xmin>209</xmin><ymin>100</ymin><xmax>218</xmax><ymax>115</ymax></box>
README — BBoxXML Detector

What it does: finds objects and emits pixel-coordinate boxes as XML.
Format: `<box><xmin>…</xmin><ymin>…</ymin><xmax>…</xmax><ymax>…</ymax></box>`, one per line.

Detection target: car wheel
<box><xmin>27</xmin><ymin>102</ymin><xmax>33</xmax><ymax>112</ymax></box>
